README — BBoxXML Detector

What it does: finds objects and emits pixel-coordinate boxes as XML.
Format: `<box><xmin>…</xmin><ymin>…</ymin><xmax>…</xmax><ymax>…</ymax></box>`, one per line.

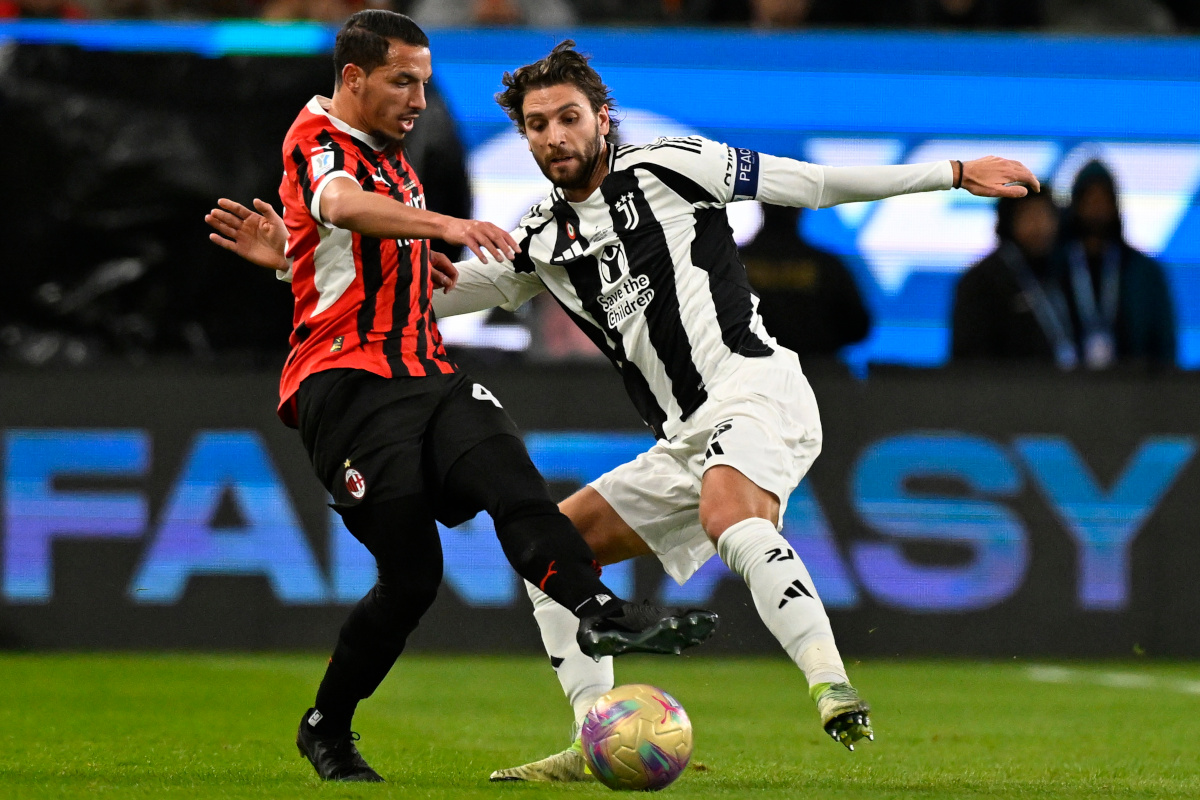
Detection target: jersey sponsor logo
<box><xmin>614</xmin><ymin>191</ymin><xmax>640</xmax><ymax>230</ymax></box>
<box><xmin>732</xmin><ymin>148</ymin><xmax>760</xmax><ymax>201</ymax></box>
<box><xmin>344</xmin><ymin>467</ymin><xmax>366</xmax><ymax>500</ymax></box>
<box><xmin>599</xmin><ymin>242</ymin><xmax>627</xmax><ymax>284</ymax></box>
<box><xmin>311</xmin><ymin>151</ymin><xmax>334</xmax><ymax>179</ymax></box>
<box><xmin>599</xmin><ymin>273</ymin><xmax>654</xmax><ymax>329</ymax></box>
<box><xmin>472</xmin><ymin>383</ymin><xmax>503</xmax><ymax>408</ymax></box>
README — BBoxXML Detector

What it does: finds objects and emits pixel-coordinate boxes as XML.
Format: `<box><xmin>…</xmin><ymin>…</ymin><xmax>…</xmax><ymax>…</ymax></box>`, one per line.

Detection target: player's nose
<box><xmin>409</xmin><ymin>83</ymin><xmax>427</xmax><ymax>111</ymax></box>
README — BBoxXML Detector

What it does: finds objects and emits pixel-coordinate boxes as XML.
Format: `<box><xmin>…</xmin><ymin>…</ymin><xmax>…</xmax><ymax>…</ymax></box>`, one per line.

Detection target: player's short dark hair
<box><xmin>333</xmin><ymin>10</ymin><xmax>429</xmax><ymax>88</ymax></box>
<box><xmin>495</xmin><ymin>40</ymin><xmax>619</xmax><ymax>145</ymax></box>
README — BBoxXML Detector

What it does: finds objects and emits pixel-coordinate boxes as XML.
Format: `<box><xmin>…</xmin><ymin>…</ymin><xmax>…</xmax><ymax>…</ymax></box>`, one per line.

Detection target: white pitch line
<box><xmin>1027</xmin><ymin>665</ymin><xmax>1200</xmax><ymax>696</ymax></box>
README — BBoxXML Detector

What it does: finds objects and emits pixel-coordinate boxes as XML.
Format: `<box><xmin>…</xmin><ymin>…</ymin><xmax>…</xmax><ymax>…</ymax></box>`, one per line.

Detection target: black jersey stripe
<box><xmin>600</xmin><ymin>172</ymin><xmax>709</xmax><ymax>421</ymax></box>
<box><xmin>378</xmin><ymin>154</ymin><xmax>418</xmax><ymax>375</ymax></box>
<box><xmin>633</xmin><ymin>162</ymin><xmax>720</xmax><ymax>205</ymax></box>
<box><xmin>383</xmin><ymin>239</ymin><xmax>415</xmax><ymax>376</ymax></box>
<box><xmin>413</xmin><ymin>239</ymin><xmax>434</xmax><ymax>371</ymax></box>
<box><xmin>513</xmin><ymin>210</ymin><xmax>555</xmax><ymax>274</ymax></box>
<box><xmin>692</xmin><ymin>207</ymin><xmax>774</xmax><ymax>358</ymax></box>
<box><xmin>357</xmin><ymin>234</ymin><xmax>386</xmax><ymax>353</ymax></box>
<box><xmin>351</xmin><ymin>159</ymin><xmax>381</xmax><ymax>350</ymax></box>
<box><xmin>552</xmin><ymin>199</ymin><xmax>670</xmax><ymax>437</ymax></box>
<box><xmin>291</xmin><ymin>145</ymin><xmax>314</xmax><ymax>209</ymax></box>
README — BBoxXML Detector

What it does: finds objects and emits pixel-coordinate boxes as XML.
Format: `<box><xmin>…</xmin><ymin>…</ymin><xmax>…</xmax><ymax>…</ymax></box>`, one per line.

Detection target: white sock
<box><xmin>526</xmin><ymin>580</ymin><xmax>615</xmax><ymax>728</ymax></box>
<box><xmin>716</xmin><ymin>518</ymin><xmax>849</xmax><ymax>687</ymax></box>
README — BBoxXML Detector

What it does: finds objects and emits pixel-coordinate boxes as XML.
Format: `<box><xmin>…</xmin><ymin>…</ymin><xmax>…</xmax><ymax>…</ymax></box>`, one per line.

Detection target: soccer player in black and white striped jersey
<box><xmin>450</xmin><ymin>42</ymin><xmax>1039</xmax><ymax>780</ymax></box>
<box><xmin>216</xmin><ymin>39</ymin><xmax>1040</xmax><ymax>781</ymax></box>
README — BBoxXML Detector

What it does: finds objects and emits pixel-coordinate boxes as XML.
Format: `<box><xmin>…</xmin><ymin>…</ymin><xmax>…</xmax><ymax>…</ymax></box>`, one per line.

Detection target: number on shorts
<box><xmin>472</xmin><ymin>383</ymin><xmax>503</xmax><ymax>408</ymax></box>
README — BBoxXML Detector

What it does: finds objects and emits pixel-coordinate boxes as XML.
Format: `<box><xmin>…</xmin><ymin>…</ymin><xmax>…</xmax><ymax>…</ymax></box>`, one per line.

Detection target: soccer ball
<box><xmin>580</xmin><ymin>683</ymin><xmax>693</xmax><ymax>791</ymax></box>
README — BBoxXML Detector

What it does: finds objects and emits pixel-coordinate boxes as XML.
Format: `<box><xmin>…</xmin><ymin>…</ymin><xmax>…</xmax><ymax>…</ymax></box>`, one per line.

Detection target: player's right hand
<box><xmin>206</xmin><ymin>198</ymin><xmax>289</xmax><ymax>271</ymax></box>
<box><xmin>441</xmin><ymin>218</ymin><xmax>520</xmax><ymax>265</ymax></box>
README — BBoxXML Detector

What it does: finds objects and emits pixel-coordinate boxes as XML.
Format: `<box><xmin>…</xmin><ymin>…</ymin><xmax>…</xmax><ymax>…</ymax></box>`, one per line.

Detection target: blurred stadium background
<box><xmin>2</xmin><ymin>2</ymin><xmax>1199</xmax><ymax>796</ymax></box>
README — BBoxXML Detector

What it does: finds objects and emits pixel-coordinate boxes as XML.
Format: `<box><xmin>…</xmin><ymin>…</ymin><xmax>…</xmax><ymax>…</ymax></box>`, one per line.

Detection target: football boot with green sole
<box><xmin>810</xmin><ymin>682</ymin><xmax>874</xmax><ymax>751</ymax></box>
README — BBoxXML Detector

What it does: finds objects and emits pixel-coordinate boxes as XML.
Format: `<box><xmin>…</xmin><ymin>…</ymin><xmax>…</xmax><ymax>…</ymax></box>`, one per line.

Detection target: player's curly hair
<box><xmin>495</xmin><ymin>40</ymin><xmax>619</xmax><ymax>145</ymax></box>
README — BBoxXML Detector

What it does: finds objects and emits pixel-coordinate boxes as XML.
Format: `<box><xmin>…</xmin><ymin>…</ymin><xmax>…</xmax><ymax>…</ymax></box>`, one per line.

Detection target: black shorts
<box><xmin>296</xmin><ymin>368</ymin><xmax>520</xmax><ymax>526</ymax></box>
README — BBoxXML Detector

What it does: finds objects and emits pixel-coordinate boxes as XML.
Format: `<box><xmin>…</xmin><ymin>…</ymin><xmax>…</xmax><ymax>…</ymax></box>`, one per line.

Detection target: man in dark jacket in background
<box><xmin>1054</xmin><ymin>160</ymin><xmax>1176</xmax><ymax>369</ymax></box>
<box><xmin>739</xmin><ymin>205</ymin><xmax>872</xmax><ymax>359</ymax></box>
<box><xmin>951</xmin><ymin>191</ymin><xmax>1076</xmax><ymax>366</ymax></box>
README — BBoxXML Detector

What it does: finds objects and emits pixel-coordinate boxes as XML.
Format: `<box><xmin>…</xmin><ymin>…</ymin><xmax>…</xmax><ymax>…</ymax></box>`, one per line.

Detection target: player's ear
<box><xmin>341</xmin><ymin>62</ymin><xmax>365</xmax><ymax>93</ymax></box>
<box><xmin>597</xmin><ymin>104</ymin><xmax>611</xmax><ymax>137</ymax></box>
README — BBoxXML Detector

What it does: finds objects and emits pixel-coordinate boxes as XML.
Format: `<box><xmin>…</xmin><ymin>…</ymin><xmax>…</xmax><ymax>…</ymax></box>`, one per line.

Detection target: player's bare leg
<box><xmin>702</xmin><ymin>465</ymin><xmax>872</xmax><ymax>750</ymax></box>
<box><xmin>490</xmin><ymin>489</ymin><xmax>651</xmax><ymax>783</ymax></box>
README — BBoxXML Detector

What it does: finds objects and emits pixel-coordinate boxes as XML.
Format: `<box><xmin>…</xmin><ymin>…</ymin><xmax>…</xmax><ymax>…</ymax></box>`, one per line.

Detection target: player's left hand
<box><xmin>431</xmin><ymin>251</ymin><xmax>459</xmax><ymax>293</ymax></box>
<box><xmin>960</xmin><ymin>156</ymin><xmax>1041</xmax><ymax>198</ymax></box>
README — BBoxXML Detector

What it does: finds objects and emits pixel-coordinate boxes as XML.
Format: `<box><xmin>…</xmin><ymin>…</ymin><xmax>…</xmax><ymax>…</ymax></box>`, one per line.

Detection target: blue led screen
<box><xmin>3</xmin><ymin>23</ymin><xmax>1198</xmax><ymax>367</ymax></box>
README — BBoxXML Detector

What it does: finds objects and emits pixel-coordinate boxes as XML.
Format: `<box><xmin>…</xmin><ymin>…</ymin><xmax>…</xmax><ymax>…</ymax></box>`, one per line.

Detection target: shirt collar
<box><xmin>307</xmin><ymin>96</ymin><xmax>387</xmax><ymax>152</ymax></box>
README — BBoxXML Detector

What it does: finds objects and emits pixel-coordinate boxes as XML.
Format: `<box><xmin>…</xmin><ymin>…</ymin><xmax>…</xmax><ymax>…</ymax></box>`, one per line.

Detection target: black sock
<box><xmin>575</xmin><ymin>593</ymin><xmax>624</xmax><ymax>618</ymax></box>
<box><xmin>445</xmin><ymin>435</ymin><xmax>624</xmax><ymax>615</ymax></box>
<box><xmin>309</xmin><ymin>660</ymin><xmax>357</xmax><ymax>737</ymax></box>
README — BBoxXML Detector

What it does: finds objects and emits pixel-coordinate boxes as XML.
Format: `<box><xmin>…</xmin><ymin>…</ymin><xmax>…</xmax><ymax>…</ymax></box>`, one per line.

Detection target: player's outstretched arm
<box><xmin>755</xmin><ymin>154</ymin><xmax>1040</xmax><ymax>209</ymax></box>
<box><xmin>957</xmin><ymin>156</ymin><xmax>1041</xmax><ymax>198</ymax></box>
<box><xmin>206</xmin><ymin>198</ymin><xmax>288</xmax><ymax>271</ymax></box>
<box><xmin>320</xmin><ymin>177</ymin><xmax>520</xmax><ymax>265</ymax></box>
<box><xmin>206</xmin><ymin>197</ymin><xmax>459</xmax><ymax>292</ymax></box>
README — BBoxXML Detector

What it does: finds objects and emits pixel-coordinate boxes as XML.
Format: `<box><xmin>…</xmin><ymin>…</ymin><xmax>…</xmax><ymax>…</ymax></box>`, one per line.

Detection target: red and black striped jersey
<box><xmin>275</xmin><ymin>96</ymin><xmax>455</xmax><ymax>427</ymax></box>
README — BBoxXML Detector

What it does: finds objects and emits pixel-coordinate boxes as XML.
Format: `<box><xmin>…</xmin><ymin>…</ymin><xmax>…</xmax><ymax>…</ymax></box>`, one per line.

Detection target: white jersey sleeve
<box><xmin>624</xmin><ymin>136</ymin><xmax>952</xmax><ymax>209</ymax></box>
<box><xmin>432</xmin><ymin>253</ymin><xmax>545</xmax><ymax>317</ymax></box>
<box><xmin>432</xmin><ymin>202</ymin><xmax>553</xmax><ymax>317</ymax></box>
<box><xmin>756</xmin><ymin>154</ymin><xmax>954</xmax><ymax>208</ymax></box>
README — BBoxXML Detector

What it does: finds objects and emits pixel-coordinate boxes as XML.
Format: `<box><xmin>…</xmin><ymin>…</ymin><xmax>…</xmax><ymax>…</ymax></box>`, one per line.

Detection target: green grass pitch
<box><xmin>3</xmin><ymin>653</ymin><xmax>1198</xmax><ymax>798</ymax></box>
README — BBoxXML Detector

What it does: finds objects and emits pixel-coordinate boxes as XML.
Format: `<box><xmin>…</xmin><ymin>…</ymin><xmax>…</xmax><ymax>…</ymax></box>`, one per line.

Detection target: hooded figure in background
<box><xmin>951</xmin><ymin>190</ymin><xmax>1076</xmax><ymax>365</ymax></box>
<box><xmin>1053</xmin><ymin>160</ymin><xmax>1176</xmax><ymax>369</ymax></box>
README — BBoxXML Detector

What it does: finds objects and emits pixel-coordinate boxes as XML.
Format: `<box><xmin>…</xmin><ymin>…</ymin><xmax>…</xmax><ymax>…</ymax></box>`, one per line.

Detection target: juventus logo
<box><xmin>615</xmin><ymin>192</ymin><xmax>640</xmax><ymax>230</ymax></box>
<box><xmin>778</xmin><ymin>579</ymin><xmax>814</xmax><ymax>608</ymax></box>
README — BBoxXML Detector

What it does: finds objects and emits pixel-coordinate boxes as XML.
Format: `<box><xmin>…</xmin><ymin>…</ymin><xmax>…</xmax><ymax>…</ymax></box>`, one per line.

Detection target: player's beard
<box><xmin>537</xmin><ymin>125</ymin><xmax>605</xmax><ymax>192</ymax></box>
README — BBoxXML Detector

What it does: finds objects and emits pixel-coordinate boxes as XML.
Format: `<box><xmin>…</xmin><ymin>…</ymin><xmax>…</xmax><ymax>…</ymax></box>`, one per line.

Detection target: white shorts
<box><xmin>590</xmin><ymin>352</ymin><xmax>822</xmax><ymax>585</ymax></box>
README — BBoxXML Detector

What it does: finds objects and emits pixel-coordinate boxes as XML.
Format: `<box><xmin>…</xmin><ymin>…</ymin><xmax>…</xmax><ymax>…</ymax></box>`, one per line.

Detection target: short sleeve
<box><xmin>285</xmin><ymin>128</ymin><xmax>362</xmax><ymax>228</ymax></box>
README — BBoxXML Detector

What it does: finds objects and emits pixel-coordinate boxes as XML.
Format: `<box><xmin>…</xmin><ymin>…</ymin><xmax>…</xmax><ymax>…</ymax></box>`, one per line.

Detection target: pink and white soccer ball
<box><xmin>580</xmin><ymin>683</ymin><xmax>693</xmax><ymax>791</ymax></box>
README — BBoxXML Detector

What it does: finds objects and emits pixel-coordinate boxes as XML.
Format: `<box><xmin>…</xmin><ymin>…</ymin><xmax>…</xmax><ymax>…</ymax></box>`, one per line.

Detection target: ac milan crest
<box><xmin>345</xmin><ymin>467</ymin><xmax>366</xmax><ymax>499</ymax></box>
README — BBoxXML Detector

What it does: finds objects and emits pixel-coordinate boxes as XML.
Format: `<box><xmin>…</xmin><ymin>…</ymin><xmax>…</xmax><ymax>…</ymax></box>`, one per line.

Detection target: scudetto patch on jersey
<box><xmin>311</xmin><ymin>150</ymin><xmax>335</xmax><ymax>179</ymax></box>
<box><xmin>344</xmin><ymin>467</ymin><xmax>366</xmax><ymax>500</ymax></box>
<box><xmin>732</xmin><ymin>148</ymin><xmax>760</xmax><ymax>201</ymax></box>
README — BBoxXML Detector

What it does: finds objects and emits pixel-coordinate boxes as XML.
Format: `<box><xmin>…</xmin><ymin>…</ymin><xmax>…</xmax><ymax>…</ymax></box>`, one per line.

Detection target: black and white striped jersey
<box><xmin>442</xmin><ymin>136</ymin><xmax>952</xmax><ymax>438</ymax></box>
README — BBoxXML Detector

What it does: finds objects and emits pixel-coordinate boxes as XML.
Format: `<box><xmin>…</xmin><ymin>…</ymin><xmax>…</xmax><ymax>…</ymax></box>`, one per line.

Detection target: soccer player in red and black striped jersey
<box><xmin>206</xmin><ymin>11</ymin><xmax>717</xmax><ymax>784</ymax></box>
